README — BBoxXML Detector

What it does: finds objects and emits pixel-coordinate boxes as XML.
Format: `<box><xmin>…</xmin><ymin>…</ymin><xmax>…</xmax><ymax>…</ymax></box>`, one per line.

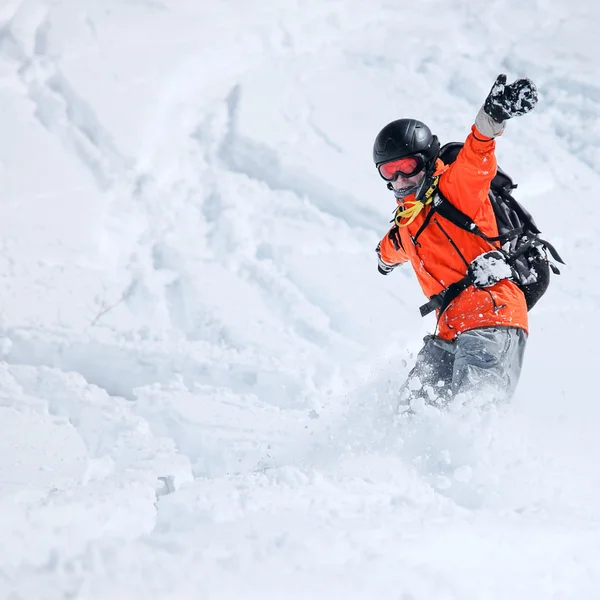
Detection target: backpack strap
<box><xmin>410</xmin><ymin>177</ymin><xmax>491</xmax><ymax>246</ymax></box>
<box><xmin>419</xmin><ymin>276</ymin><xmax>472</xmax><ymax>317</ymax></box>
<box><xmin>419</xmin><ymin>250</ymin><xmax>515</xmax><ymax>317</ymax></box>
<box><xmin>434</xmin><ymin>188</ymin><xmax>524</xmax><ymax>246</ymax></box>
<box><xmin>534</xmin><ymin>237</ymin><xmax>565</xmax><ymax>265</ymax></box>
<box><xmin>411</xmin><ymin>198</ymin><xmax>439</xmax><ymax>246</ymax></box>
<box><xmin>507</xmin><ymin>234</ymin><xmax>565</xmax><ymax>271</ymax></box>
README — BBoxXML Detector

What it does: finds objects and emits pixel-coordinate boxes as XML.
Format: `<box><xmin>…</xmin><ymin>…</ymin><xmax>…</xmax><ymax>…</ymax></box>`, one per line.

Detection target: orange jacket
<box><xmin>377</xmin><ymin>125</ymin><xmax>528</xmax><ymax>341</ymax></box>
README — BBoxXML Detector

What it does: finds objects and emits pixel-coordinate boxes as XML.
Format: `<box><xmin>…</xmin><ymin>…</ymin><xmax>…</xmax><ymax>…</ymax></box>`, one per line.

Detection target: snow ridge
<box><xmin>1</xmin><ymin>1</ymin><xmax>600</xmax><ymax>598</ymax></box>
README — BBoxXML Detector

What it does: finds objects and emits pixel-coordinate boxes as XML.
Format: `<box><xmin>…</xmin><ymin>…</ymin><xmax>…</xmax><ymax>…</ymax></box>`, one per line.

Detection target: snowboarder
<box><xmin>374</xmin><ymin>74</ymin><xmax>539</xmax><ymax>408</ymax></box>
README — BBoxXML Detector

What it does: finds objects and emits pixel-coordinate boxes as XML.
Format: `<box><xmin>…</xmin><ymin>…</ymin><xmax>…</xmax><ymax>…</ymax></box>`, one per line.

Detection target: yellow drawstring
<box><xmin>393</xmin><ymin>176</ymin><xmax>439</xmax><ymax>227</ymax></box>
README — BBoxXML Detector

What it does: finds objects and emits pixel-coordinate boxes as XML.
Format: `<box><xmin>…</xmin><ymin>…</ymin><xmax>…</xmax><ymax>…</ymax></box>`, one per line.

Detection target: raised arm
<box><xmin>440</xmin><ymin>74</ymin><xmax>538</xmax><ymax>217</ymax></box>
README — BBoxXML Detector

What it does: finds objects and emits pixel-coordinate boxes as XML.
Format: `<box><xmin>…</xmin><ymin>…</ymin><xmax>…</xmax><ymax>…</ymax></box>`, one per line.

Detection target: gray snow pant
<box><xmin>399</xmin><ymin>327</ymin><xmax>527</xmax><ymax>407</ymax></box>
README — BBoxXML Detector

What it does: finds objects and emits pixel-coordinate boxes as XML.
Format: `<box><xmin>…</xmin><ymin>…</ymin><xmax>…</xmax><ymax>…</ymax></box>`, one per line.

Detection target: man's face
<box><xmin>391</xmin><ymin>170</ymin><xmax>425</xmax><ymax>198</ymax></box>
<box><xmin>391</xmin><ymin>170</ymin><xmax>425</xmax><ymax>192</ymax></box>
<box><xmin>377</xmin><ymin>155</ymin><xmax>428</xmax><ymax>199</ymax></box>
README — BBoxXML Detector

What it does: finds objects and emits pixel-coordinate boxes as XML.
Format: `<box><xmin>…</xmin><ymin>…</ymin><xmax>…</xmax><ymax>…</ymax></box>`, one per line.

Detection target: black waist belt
<box><xmin>419</xmin><ymin>275</ymin><xmax>473</xmax><ymax>318</ymax></box>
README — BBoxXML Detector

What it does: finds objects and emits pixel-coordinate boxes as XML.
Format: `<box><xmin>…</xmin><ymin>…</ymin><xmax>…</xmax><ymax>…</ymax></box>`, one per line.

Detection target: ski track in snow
<box><xmin>0</xmin><ymin>1</ymin><xmax>599</xmax><ymax>598</ymax></box>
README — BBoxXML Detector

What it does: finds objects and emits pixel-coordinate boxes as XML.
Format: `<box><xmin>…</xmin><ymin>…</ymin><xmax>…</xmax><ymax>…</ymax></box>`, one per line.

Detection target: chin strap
<box><xmin>393</xmin><ymin>176</ymin><xmax>439</xmax><ymax>227</ymax></box>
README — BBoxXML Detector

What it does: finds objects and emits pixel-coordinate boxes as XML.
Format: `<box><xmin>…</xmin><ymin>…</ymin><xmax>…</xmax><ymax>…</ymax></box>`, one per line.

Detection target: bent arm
<box><xmin>438</xmin><ymin>125</ymin><xmax>498</xmax><ymax>218</ymax></box>
<box><xmin>376</xmin><ymin>225</ymin><xmax>408</xmax><ymax>275</ymax></box>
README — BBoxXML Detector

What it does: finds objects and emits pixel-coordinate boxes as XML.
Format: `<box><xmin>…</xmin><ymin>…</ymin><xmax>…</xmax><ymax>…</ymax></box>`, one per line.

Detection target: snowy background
<box><xmin>0</xmin><ymin>0</ymin><xmax>599</xmax><ymax>598</ymax></box>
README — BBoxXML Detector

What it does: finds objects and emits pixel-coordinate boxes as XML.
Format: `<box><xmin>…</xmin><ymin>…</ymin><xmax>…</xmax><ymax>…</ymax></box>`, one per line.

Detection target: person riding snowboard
<box><xmin>374</xmin><ymin>74</ymin><xmax>539</xmax><ymax>408</ymax></box>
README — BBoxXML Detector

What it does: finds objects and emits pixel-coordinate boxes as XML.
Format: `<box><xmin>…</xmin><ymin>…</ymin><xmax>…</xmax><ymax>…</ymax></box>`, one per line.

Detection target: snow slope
<box><xmin>1</xmin><ymin>1</ymin><xmax>599</xmax><ymax>598</ymax></box>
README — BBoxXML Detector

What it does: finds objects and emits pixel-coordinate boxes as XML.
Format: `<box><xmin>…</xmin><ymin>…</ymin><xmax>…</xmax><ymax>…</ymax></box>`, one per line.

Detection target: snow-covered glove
<box><xmin>467</xmin><ymin>250</ymin><xmax>514</xmax><ymax>288</ymax></box>
<box><xmin>475</xmin><ymin>74</ymin><xmax>538</xmax><ymax>138</ymax></box>
<box><xmin>484</xmin><ymin>74</ymin><xmax>538</xmax><ymax>121</ymax></box>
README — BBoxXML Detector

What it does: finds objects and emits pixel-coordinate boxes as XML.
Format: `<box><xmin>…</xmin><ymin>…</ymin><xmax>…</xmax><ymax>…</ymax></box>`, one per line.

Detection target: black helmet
<box><xmin>372</xmin><ymin>118</ymin><xmax>440</xmax><ymax>171</ymax></box>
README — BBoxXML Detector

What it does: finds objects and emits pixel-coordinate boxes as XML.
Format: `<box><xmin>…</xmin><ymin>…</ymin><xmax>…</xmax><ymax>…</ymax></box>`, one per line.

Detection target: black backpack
<box><xmin>418</xmin><ymin>142</ymin><xmax>564</xmax><ymax>318</ymax></box>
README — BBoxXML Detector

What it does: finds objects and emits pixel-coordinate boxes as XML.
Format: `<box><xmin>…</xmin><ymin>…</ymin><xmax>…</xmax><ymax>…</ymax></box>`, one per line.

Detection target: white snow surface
<box><xmin>1</xmin><ymin>1</ymin><xmax>600</xmax><ymax>598</ymax></box>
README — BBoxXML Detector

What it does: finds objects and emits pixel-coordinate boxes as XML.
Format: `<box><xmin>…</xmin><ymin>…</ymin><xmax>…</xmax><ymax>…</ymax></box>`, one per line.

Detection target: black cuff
<box><xmin>472</xmin><ymin>130</ymin><xmax>495</xmax><ymax>142</ymax></box>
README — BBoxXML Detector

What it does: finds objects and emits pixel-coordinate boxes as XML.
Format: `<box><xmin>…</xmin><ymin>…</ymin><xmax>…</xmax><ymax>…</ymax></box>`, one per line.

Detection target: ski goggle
<box><xmin>377</xmin><ymin>155</ymin><xmax>425</xmax><ymax>181</ymax></box>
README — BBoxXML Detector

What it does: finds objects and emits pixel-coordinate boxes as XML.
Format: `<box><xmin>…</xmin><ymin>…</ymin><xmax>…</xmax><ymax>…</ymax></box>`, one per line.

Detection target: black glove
<box><xmin>483</xmin><ymin>74</ymin><xmax>538</xmax><ymax>123</ymax></box>
<box><xmin>376</xmin><ymin>242</ymin><xmax>398</xmax><ymax>275</ymax></box>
